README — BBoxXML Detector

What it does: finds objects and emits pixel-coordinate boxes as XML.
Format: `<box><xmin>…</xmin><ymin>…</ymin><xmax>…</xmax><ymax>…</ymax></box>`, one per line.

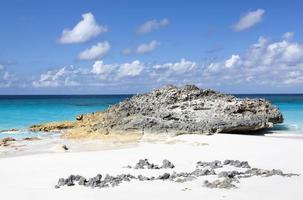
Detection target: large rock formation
<box><xmin>29</xmin><ymin>85</ymin><xmax>283</xmax><ymax>137</ymax></box>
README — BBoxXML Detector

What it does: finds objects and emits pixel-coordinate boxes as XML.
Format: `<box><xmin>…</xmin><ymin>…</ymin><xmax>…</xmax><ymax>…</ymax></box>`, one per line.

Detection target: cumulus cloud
<box><xmin>91</xmin><ymin>60</ymin><xmax>115</xmax><ymax>75</ymax></box>
<box><xmin>123</xmin><ymin>40</ymin><xmax>160</xmax><ymax>55</ymax></box>
<box><xmin>58</xmin><ymin>13</ymin><xmax>107</xmax><ymax>44</ymax></box>
<box><xmin>117</xmin><ymin>60</ymin><xmax>144</xmax><ymax>78</ymax></box>
<box><xmin>32</xmin><ymin>33</ymin><xmax>303</xmax><ymax>92</ymax></box>
<box><xmin>225</xmin><ymin>55</ymin><xmax>240</xmax><ymax>68</ymax></box>
<box><xmin>205</xmin><ymin>34</ymin><xmax>303</xmax><ymax>86</ymax></box>
<box><xmin>32</xmin><ymin>60</ymin><xmax>145</xmax><ymax>88</ymax></box>
<box><xmin>233</xmin><ymin>9</ymin><xmax>265</xmax><ymax>31</ymax></box>
<box><xmin>32</xmin><ymin>66</ymin><xmax>81</xmax><ymax>87</ymax></box>
<box><xmin>136</xmin><ymin>18</ymin><xmax>169</xmax><ymax>34</ymax></box>
<box><xmin>78</xmin><ymin>41</ymin><xmax>110</xmax><ymax>60</ymax></box>
<box><xmin>136</xmin><ymin>40</ymin><xmax>160</xmax><ymax>54</ymax></box>
<box><xmin>153</xmin><ymin>58</ymin><xmax>196</xmax><ymax>74</ymax></box>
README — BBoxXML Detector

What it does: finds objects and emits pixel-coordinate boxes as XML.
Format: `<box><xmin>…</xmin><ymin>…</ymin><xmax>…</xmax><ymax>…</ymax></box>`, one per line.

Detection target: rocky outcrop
<box><xmin>29</xmin><ymin>85</ymin><xmax>283</xmax><ymax>137</ymax></box>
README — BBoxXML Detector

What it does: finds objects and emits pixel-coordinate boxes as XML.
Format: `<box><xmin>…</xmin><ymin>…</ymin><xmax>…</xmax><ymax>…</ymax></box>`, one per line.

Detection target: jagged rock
<box><xmin>196</xmin><ymin>160</ymin><xmax>223</xmax><ymax>169</ymax></box>
<box><xmin>54</xmin><ymin>159</ymin><xmax>299</xmax><ymax>189</ymax></box>
<box><xmin>223</xmin><ymin>160</ymin><xmax>251</xmax><ymax>168</ymax></box>
<box><xmin>158</xmin><ymin>173</ymin><xmax>170</xmax><ymax>180</ymax></box>
<box><xmin>204</xmin><ymin>178</ymin><xmax>237</xmax><ymax>189</ymax></box>
<box><xmin>161</xmin><ymin>159</ymin><xmax>175</xmax><ymax>169</ymax></box>
<box><xmin>132</xmin><ymin>159</ymin><xmax>174</xmax><ymax>169</ymax></box>
<box><xmin>191</xmin><ymin>168</ymin><xmax>216</xmax><ymax>176</ymax></box>
<box><xmin>29</xmin><ymin>85</ymin><xmax>283</xmax><ymax>137</ymax></box>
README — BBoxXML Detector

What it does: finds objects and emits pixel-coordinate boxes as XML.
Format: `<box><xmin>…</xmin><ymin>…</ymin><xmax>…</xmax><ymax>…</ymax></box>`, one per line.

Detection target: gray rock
<box><xmin>161</xmin><ymin>159</ymin><xmax>175</xmax><ymax>169</ymax></box>
<box><xmin>99</xmin><ymin>85</ymin><xmax>283</xmax><ymax>134</ymax></box>
<box><xmin>54</xmin><ymin>159</ymin><xmax>299</xmax><ymax>190</ymax></box>
<box><xmin>191</xmin><ymin>168</ymin><xmax>216</xmax><ymax>176</ymax></box>
<box><xmin>57</xmin><ymin>178</ymin><xmax>65</xmax><ymax>187</ymax></box>
<box><xmin>223</xmin><ymin>160</ymin><xmax>251</xmax><ymax>168</ymax></box>
<box><xmin>196</xmin><ymin>160</ymin><xmax>222</xmax><ymax>169</ymax></box>
<box><xmin>40</xmin><ymin>85</ymin><xmax>283</xmax><ymax>135</ymax></box>
<box><xmin>158</xmin><ymin>173</ymin><xmax>170</xmax><ymax>180</ymax></box>
<box><xmin>78</xmin><ymin>177</ymin><xmax>87</xmax><ymax>185</ymax></box>
<box><xmin>204</xmin><ymin>178</ymin><xmax>236</xmax><ymax>189</ymax></box>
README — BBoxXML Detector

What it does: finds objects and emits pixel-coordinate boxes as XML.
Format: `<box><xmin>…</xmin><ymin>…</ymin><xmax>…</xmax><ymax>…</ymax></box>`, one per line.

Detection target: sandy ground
<box><xmin>0</xmin><ymin>134</ymin><xmax>303</xmax><ymax>200</ymax></box>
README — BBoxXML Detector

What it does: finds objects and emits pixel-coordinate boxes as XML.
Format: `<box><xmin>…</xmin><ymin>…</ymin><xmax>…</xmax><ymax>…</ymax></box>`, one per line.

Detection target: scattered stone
<box><xmin>223</xmin><ymin>159</ymin><xmax>251</xmax><ymax>168</ymax></box>
<box><xmin>158</xmin><ymin>173</ymin><xmax>170</xmax><ymax>180</ymax></box>
<box><xmin>191</xmin><ymin>168</ymin><xmax>216</xmax><ymax>176</ymax></box>
<box><xmin>161</xmin><ymin>159</ymin><xmax>175</xmax><ymax>169</ymax></box>
<box><xmin>62</xmin><ymin>145</ymin><xmax>69</xmax><ymax>151</ymax></box>
<box><xmin>204</xmin><ymin>178</ymin><xmax>237</xmax><ymax>189</ymax></box>
<box><xmin>54</xmin><ymin>159</ymin><xmax>299</xmax><ymax>189</ymax></box>
<box><xmin>196</xmin><ymin>160</ymin><xmax>223</xmax><ymax>169</ymax></box>
<box><xmin>133</xmin><ymin>159</ymin><xmax>174</xmax><ymax>169</ymax></box>
<box><xmin>218</xmin><ymin>171</ymin><xmax>242</xmax><ymax>179</ymax></box>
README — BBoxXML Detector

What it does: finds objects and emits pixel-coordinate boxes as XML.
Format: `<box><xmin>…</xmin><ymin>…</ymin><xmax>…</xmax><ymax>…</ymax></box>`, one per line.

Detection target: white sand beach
<box><xmin>0</xmin><ymin>134</ymin><xmax>303</xmax><ymax>200</ymax></box>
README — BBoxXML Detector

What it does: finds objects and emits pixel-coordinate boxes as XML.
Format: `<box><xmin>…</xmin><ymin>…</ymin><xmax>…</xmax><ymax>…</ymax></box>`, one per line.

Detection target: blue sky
<box><xmin>1</xmin><ymin>0</ymin><xmax>303</xmax><ymax>94</ymax></box>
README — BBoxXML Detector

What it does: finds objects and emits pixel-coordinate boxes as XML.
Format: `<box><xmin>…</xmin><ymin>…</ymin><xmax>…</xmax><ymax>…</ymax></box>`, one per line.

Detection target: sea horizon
<box><xmin>1</xmin><ymin>93</ymin><xmax>303</xmax><ymax>139</ymax></box>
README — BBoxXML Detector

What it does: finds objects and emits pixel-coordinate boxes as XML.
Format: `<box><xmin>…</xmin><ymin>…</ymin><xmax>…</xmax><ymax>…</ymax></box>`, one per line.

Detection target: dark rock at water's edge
<box><xmin>29</xmin><ymin>85</ymin><xmax>283</xmax><ymax>136</ymax></box>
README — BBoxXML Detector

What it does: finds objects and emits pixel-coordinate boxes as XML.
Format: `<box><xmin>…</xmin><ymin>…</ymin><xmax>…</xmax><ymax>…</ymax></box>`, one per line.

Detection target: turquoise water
<box><xmin>236</xmin><ymin>94</ymin><xmax>303</xmax><ymax>133</ymax></box>
<box><xmin>0</xmin><ymin>94</ymin><xmax>302</xmax><ymax>139</ymax></box>
<box><xmin>0</xmin><ymin>95</ymin><xmax>130</xmax><ymax>139</ymax></box>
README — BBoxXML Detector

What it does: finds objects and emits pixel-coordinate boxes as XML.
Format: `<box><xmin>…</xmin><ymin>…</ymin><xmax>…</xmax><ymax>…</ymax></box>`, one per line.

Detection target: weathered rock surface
<box><xmin>55</xmin><ymin>159</ymin><xmax>299</xmax><ymax>190</ymax></box>
<box><xmin>29</xmin><ymin>85</ymin><xmax>283</xmax><ymax>137</ymax></box>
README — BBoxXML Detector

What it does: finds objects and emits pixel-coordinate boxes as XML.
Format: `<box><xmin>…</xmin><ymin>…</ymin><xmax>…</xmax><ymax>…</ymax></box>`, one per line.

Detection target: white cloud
<box><xmin>136</xmin><ymin>40</ymin><xmax>160</xmax><ymax>54</ymax></box>
<box><xmin>0</xmin><ymin>64</ymin><xmax>4</xmax><ymax>70</ymax></box>
<box><xmin>91</xmin><ymin>60</ymin><xmax>117</xmax><ymax>79</ymax></box>
<box><xmin>78</xmin><ymin>41</ymin><xmax>110</xmax><ymax>60</ymax></box>
<box><xmin>117</xmin><ymin>60</ymin><xmax>144</xmax><ymax>78</ymax></box>
<box><xmin>123</xmin><ymin>40</ymin><xmax>160</xmax><ymax>55</ymax></box>
<box><xmin>58</xmin><ymin>13</ymin><xmax>107</xmax><ymax>44</ymax></box>
<box><xmin>153</xmin><ymin>58</ymin><xmax>196</xmax><ymax>74</ymax></box>
<box><xmin>225</xmin><ymin>55</ymin><xmax>240</xmax><ymax>68</ymax></box>
<box><xmin>204</xmin><ymin>36</ymin><xmax>303</xmax><ymax>87</ymax></box>
<box><xmin>31</xmin><ymin>35</ymin><xmax>303</xmax><ymax>92</ymax></box>
<box><xmin>33</xmin><ymin>66</ymin><xmax>81</xmax><ymax>87</ymax></box>
<box><xmin>32</xmin><ymin>60</ymin><xmax>145</xmax><ymax>88</ymax></box>
<box><xmin>233</xmin><ymin>9</ymin><xmax>265</xmax><ymax>31</ymax></box>
<box><xmin>136</xmin><ymin>18</ymin><xmax>169</xmax><ymax>34</ymax></box>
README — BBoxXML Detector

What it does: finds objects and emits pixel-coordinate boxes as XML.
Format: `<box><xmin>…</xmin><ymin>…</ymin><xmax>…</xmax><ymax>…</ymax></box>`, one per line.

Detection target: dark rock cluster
<box><xmin>55</xmin><ymin>159</ymin><xmax>299</xmax><ymax>190</ymax></box>
<box><xmin>131</xmin><ymin>159</ymin><xmax>175</xmax><ymax>169</ymax></box>
<box><xmin>196</xmin><ymin>159</ymin><xmax>251</xmax><ymax>169</ymax></box>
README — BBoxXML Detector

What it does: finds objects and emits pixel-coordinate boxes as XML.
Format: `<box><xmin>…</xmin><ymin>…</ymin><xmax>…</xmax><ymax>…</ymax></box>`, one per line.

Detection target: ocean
<box><xmin>0</xmin><ymin>94</ymin><xmax>302</xmax><ymax>139</ymax></box>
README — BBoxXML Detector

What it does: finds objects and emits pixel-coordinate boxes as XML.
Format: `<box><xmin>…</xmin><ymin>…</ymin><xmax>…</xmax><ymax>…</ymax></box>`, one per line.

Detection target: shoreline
<box><xmin>1</xmin><ymin>130</ymin><xmax>303</xmax><ymax>158</ymax></box>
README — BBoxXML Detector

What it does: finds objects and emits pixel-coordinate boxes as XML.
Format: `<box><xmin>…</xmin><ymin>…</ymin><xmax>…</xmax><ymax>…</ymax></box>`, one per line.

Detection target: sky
<box><xmin>1</xmin><ymin>0</ymin><xmax>303</xmax><ymax>94</ymax></box>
